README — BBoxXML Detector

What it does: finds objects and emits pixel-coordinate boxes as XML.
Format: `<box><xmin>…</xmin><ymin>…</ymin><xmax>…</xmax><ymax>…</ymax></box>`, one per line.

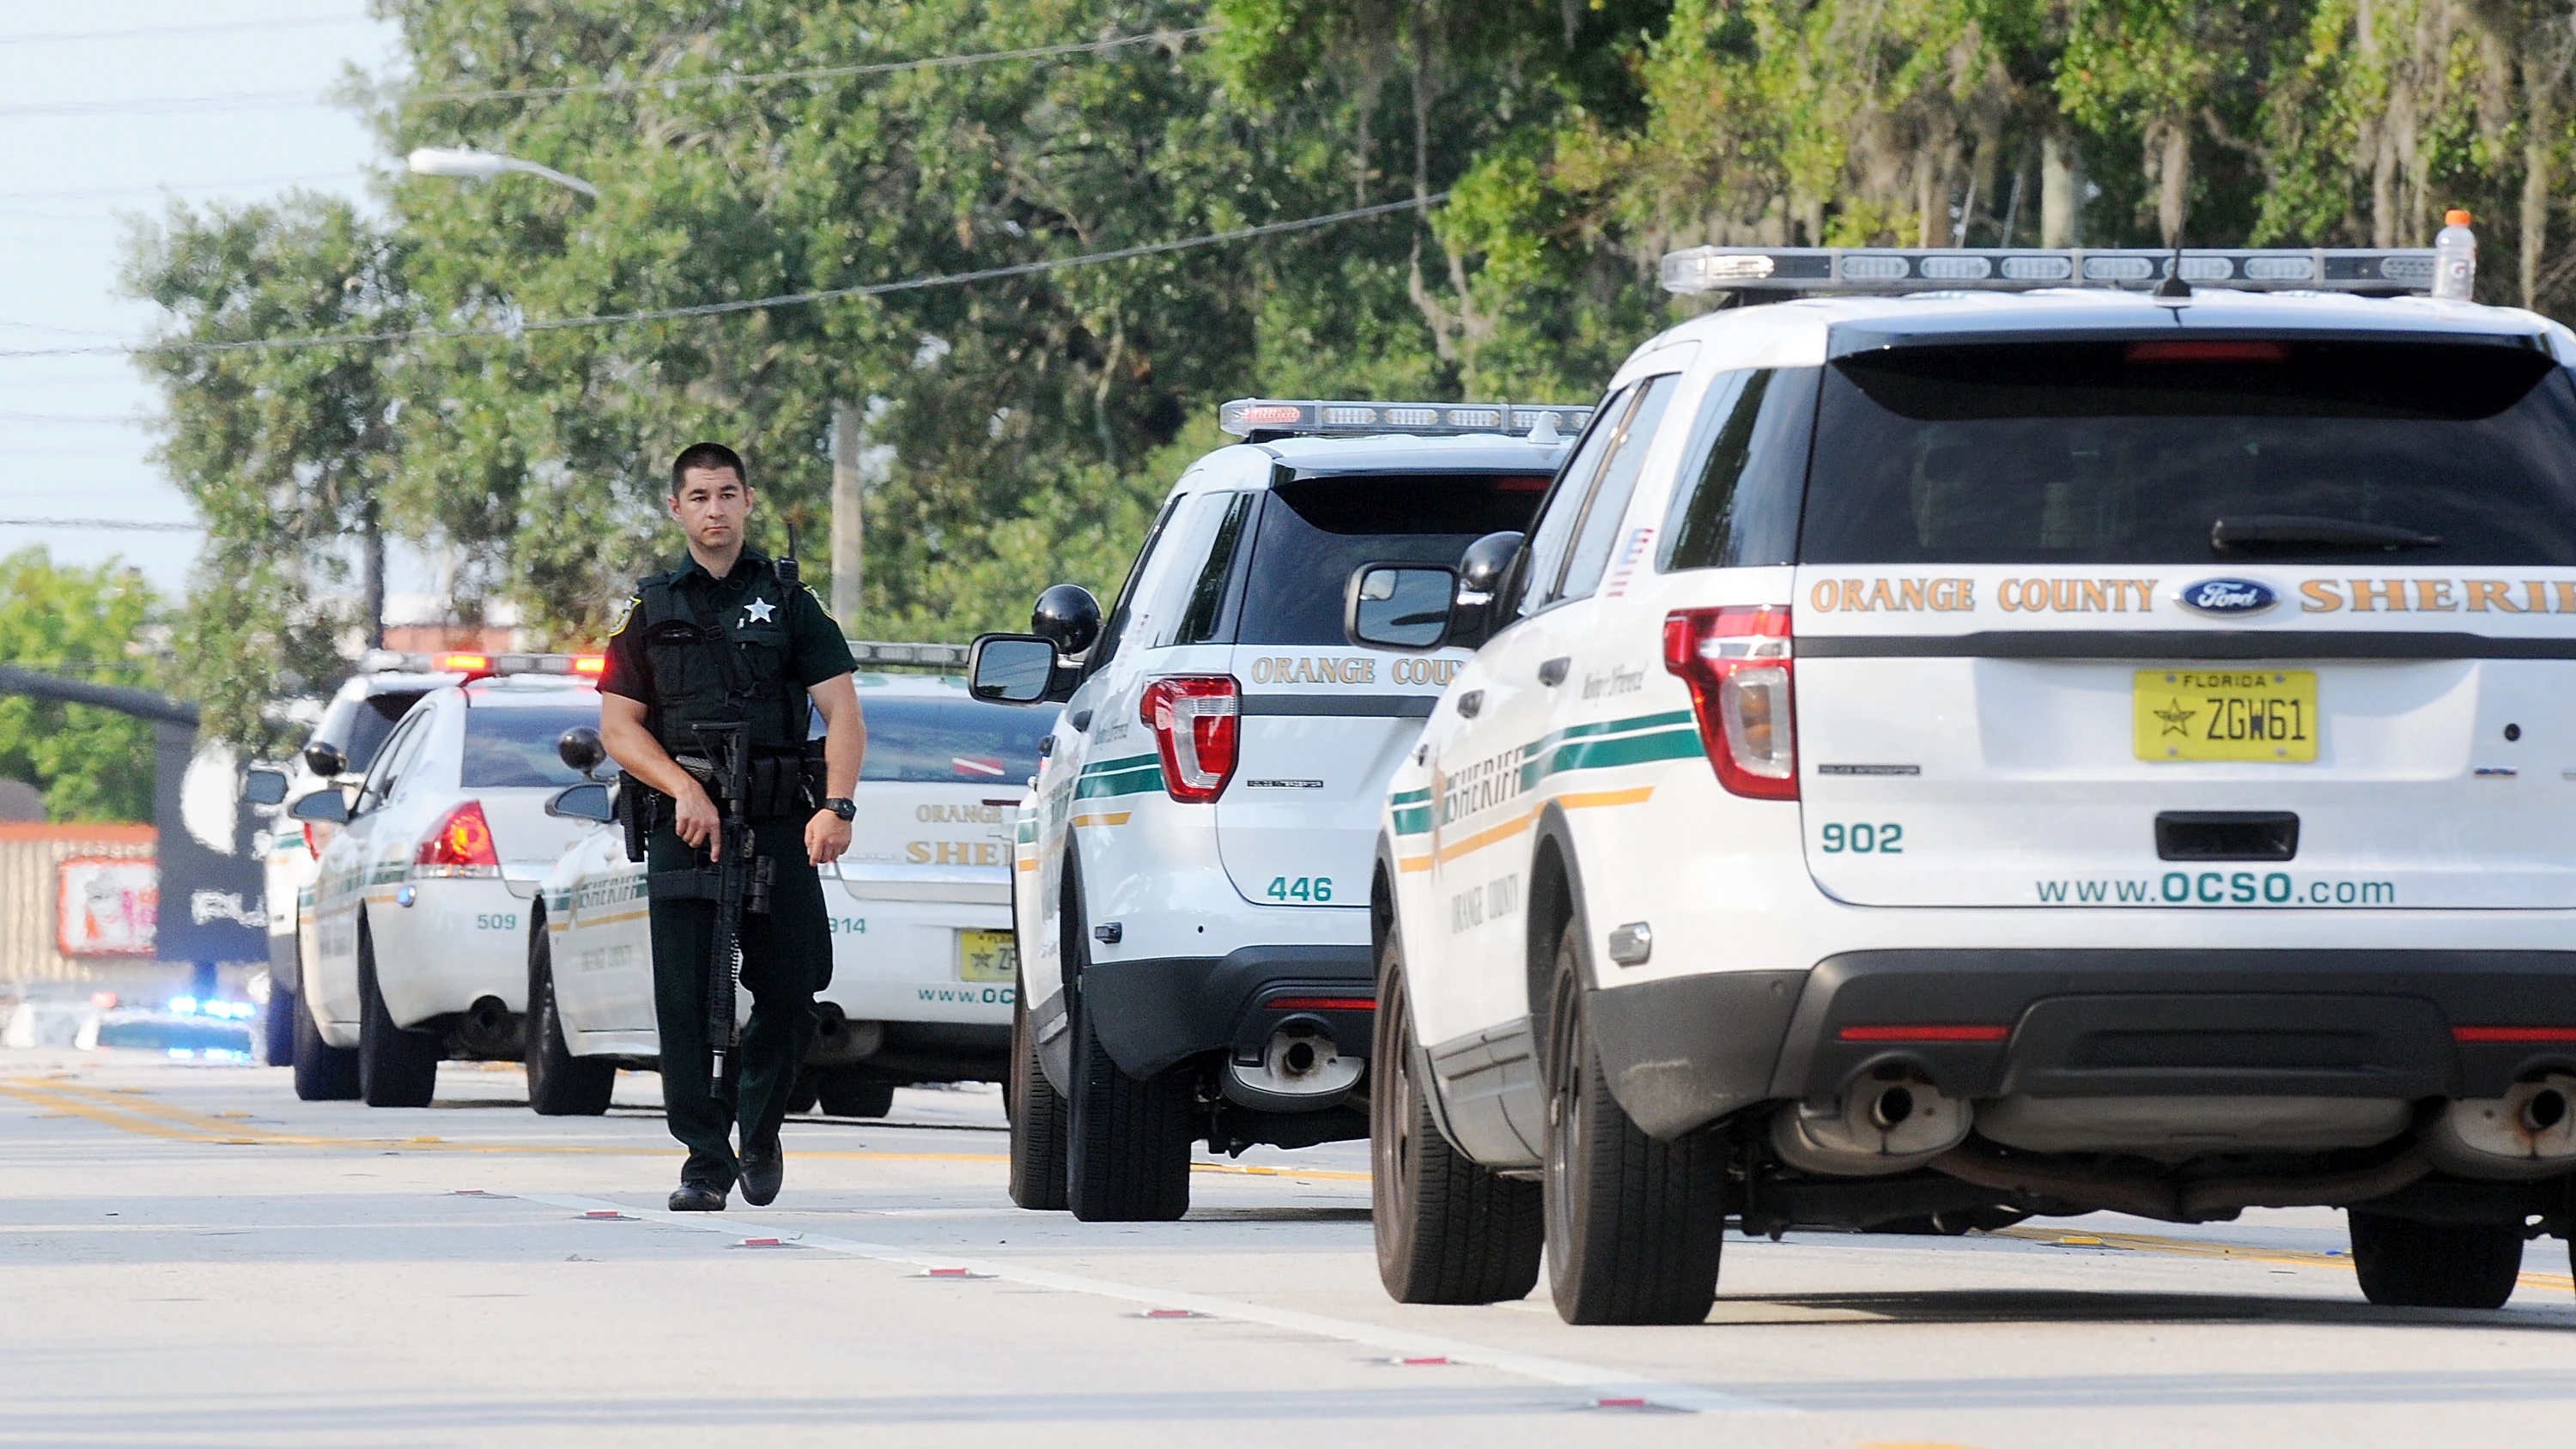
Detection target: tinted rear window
<box><xmin>1800</xmin><ymin>339</ymin><xmax>2576</xmax><ymax>565</ymax></box>
<box><xmin>1236</xmin><ymin>475</ymin><xmax>1548</xmax><ymax>646</ymax></box>
<box><xmin>860</xmin><ymin>695</ymin><xmax>1052</xmax><ymax>784</ymax></box>
<box><xmin>313</xmin><ymin>689</ymin><xmax>426</xmax><ymax>773</ymax></box>
<box><xmin>461</xmin><ymin>703</ymin><xmax>600</xmax><ymax>788</ymax></box>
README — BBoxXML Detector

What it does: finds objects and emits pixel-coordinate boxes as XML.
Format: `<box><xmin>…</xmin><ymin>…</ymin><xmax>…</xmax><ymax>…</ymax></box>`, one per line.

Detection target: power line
<box><xmin>0</xmin><ymin>518</ymin><xmax>199</xmax><ymax>531</ymax></box>
<box><xmin>0</xmin><ymin>13</ymin><xmax>373</xmax><ymax>45</ymax></box>
<box><xmin>0</xmin><ymin>171</ymin><xmax>360</xmax><ymax>203</ymax></box>
<box><xmin>1</xmin><ymin>193</ymin><xmax>1446</xmax><ymax>361</ymax></box>
<box><xmin>0</xmin><ymin>26</ymin><xmax>1213</xmax><ymax>119</ymax></box>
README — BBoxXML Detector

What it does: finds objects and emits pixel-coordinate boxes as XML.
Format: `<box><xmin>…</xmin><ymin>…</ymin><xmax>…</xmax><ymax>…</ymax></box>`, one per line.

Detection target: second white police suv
<box><xmin>1361</xmin><ymin>238</ymin><xmax>2576</xmax><ymax>1324</ymax></box>
<box><xmin>969</xmin><ymin>399</ymin><xmax>1587</xmax><ymax>1221</ymax></box>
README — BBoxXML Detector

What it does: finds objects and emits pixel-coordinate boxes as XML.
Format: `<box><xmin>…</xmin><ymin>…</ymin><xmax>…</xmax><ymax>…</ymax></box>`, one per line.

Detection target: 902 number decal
<box><xmin>1820</xmin><ymin>823</ymin><xmax>1903</xmax><ymax>854</ymax></box>
<box><xmin>1265</xmin><ymin>876</ymin><xmax>1334</xmax><ymax>902</ymax></box>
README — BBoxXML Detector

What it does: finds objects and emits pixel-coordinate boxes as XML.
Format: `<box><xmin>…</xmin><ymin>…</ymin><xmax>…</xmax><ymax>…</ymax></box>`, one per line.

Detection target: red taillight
<box><xmin>2125</xmin><ymin>340</ymin><xmax>2287</xmax><ymax>364</ymax></box>
<box><xmin>1662</xmin><ymin>605</ymin><xmax>1796</xmax><ymax>800</ymax></box>
<box><xmin>1140</xmin><ymin>676</ymin><xmax>1240</xmax><ymax>803</ymax></box>
<box><xmin>414</xmin><ymin>800</ymin><xmax>500</xmax><ymax>876</ymax></box>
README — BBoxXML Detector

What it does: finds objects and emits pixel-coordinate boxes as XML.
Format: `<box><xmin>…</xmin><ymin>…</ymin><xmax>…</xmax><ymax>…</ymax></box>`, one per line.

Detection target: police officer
<box><xmin>598</xmin><ymin>442</ymin><xmax>866</xmax><ymax>1211</ymax></box>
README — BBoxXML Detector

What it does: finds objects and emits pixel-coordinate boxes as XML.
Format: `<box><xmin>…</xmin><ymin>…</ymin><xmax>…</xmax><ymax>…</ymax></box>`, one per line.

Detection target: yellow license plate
<box><xmin>2134</xmin><ymin>669</ymin><xmax>2318</xmax><ymax>762</ymax></box>
<box><xmin>957</xmin><ymin>929</ymin><xmax>1017</xmax><ymax>983</ymax></box>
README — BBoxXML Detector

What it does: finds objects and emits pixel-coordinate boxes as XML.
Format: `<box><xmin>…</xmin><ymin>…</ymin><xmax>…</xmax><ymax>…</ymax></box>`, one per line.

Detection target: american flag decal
<box><xmin>1603</xmin><ymin>526</ymin><xmax>1654</xmax><ymax>597</ymax></box>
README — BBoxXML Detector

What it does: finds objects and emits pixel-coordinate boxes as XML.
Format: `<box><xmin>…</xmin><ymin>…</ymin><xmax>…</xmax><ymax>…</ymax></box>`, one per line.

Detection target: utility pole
<box><xmin>830</xmin><ymin>401</ymin><xmax>862</xmax><ymax>629</ymax></box>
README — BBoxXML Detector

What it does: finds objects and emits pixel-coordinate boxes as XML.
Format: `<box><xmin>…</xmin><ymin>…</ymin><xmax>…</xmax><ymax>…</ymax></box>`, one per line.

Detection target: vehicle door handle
<box><xmin>1539</xmin><ymin>657</ymin><xmax>1570</xmax><ymax>687</ymax></box>
<box><xmin>1456</xmin><ymin>690</ymin><xmax>1483</xmax><ymax>719</ymax></box>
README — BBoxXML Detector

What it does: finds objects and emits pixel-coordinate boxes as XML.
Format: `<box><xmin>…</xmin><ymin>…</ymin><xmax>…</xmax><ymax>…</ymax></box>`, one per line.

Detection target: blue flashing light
<box><xmin>166</xmin><ymin>1047</ymin><xmax>197</xmax><ymax>1059</ymax></box>
<box><xmin>169</xmin><ymin>997</ymin><xmax>198</xmax><ymax>1016</ymax></box>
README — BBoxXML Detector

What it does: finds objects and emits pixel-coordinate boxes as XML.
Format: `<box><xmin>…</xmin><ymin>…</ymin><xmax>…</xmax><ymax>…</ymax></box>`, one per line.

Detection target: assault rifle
<box><xmin>693</xmin><ymin>721</ymin><xmax>775</xmax><ymax>1101</ymax></box>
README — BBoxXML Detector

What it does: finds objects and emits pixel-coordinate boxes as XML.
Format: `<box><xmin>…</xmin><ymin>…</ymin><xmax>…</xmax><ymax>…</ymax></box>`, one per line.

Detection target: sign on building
<box><xmin>58</xmin><ymin>857</ymin><xmax>155</xmax><ymax>958</ymax></box>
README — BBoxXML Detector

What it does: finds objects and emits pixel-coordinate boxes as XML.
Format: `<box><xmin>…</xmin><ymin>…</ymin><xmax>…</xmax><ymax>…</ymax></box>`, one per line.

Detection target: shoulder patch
<box><xmin>607</xmin><ymin>595</ymin><xmax>640</xmax><ymax>635</ymax></box>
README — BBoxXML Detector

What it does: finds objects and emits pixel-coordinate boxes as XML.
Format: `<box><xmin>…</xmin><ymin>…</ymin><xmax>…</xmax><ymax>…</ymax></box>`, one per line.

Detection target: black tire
<box><xmin>817</xmin><ymin>1073</ymin><xmax>896</xmax><ymax>1118</ymax></box>
<box><xmin>1008</xmin><ymin>977</ymin><xmax>1070</xmax><ymax>1210</ymax></box>
<box><xmin>1540</xmin><ymin>919</ymin><xmax>1728</xmax><ymax>1325</ymax></box>
<box><xmin>2350</xmin><ymin>1210</ymin><xmax>2524</xmax><ymax>1309</ymax></box>
<box><xmin>356</xmin><ymin>924</ymin><xmax>441</xmax><ymax>1109</ymax></box>
<box><xmin>786</xmin><ymin>1070</ymin><xmax>821</xmax><ymax>1115</ymax></box>
<box><xmin>1061</xmin><ymin>863</ymin><xmax>1194</xmax><ymax>1222</ymax></box>
<box><xmin>259</xmin><ymin>976</ymin><xmax>297</xmax><ymax>1066</ymax></box>
<box><xmin>1373</xmin><ymin>924</ymin><xmax>1542</xmax><ymax>1304</ymax></box>
<box><xmin>525</xmin><ymin>921</ymin><xmax>614</xmax><ymax>1116</ymax></box>
<box><xmin>290</xmin><ymin>977</ymin><xmax>359</xmax><ymax>1101</ymax></box>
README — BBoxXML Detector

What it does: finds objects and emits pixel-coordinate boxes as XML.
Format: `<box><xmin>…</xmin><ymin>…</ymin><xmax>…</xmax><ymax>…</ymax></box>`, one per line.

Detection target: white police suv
<box><xmin>246</xmin><ymin>652</ymin><xmax>501</xmax><ymax>1096</ymax></box>
<box><xmin>299</xmin><ymin>664</ymin><xmax>605</xmax><ymax>1106</ymax></box>
<box><xmin>523</xmin><ymin>664</ymin><xmax>1048</xmax><ymax>1118</ymax></box>
<box><xmin>969</xmin><ymin>399</ymin><xmax>1583</xmax><ymax>1221</ymax></box>
<box><xmin>1362</xmin><ymin>238</ymin><xmax>2576</xmax><ymax>1323</ymax></box>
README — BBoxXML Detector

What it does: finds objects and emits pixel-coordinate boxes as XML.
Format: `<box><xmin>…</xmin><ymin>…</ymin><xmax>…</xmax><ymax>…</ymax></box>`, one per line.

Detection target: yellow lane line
<box><xmin>1998</xmin><ymin>1224</ymin><xmax>2576</xmax><ymax>1292</ymax></box>
<box><xmin>5</xmin><ymin>1079</ymin><xmax>1371</xmax><ymax>1177</ymax></box>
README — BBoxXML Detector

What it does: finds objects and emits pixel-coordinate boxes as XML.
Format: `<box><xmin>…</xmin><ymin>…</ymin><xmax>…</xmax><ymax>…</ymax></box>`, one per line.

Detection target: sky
<box><xmin>0</xmin><ymin>3</ymin><xmax>404</xmax><ymax>597</ymax></box>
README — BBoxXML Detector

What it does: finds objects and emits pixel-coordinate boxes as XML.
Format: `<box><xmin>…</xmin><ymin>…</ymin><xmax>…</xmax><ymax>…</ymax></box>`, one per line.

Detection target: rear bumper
<box><xmin>1590</xmin><ymin>948</ymin><xmax>2576</xmax><ymax>1139</ymax></box>
<box><xmin>1079</xmin><ymin>945</ymin><xmax>1375</xmax><ymax>1082</ymax></box>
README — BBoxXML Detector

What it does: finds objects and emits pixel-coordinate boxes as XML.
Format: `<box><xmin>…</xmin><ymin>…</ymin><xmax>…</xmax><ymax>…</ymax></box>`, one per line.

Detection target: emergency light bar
<box><xmin>1218</xmin><ymin>397</ymin><xmax>1594</xmax><ymax>441</ymax></box>
<box><xmin>358</xmin><ymin>649</ymin><xmax>603</xmax><ymax>680</ymax></box>
<box><xmin>1661</xmin><ymin>246</ymin><xmax>2440</xmax><ymax>296</ymax></box>
<box><xmin>848</xmin><ymin>640</ymin><xmax>969</xmax><ymax>670</ymax></box>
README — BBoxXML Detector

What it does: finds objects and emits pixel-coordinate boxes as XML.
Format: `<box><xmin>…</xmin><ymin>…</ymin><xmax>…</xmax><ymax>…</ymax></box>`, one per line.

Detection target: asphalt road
<box><xmin>3</xmin><ymin>1050</ymin><xmax>2573</xmax><ymax>1447</ymax></box>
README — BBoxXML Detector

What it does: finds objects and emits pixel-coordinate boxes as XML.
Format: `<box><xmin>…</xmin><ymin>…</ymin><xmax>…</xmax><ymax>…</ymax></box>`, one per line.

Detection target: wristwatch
<box><xmin>821</xmin><ymin>797</ymin><xmax>857</xmax><ymax>822</ymax></box>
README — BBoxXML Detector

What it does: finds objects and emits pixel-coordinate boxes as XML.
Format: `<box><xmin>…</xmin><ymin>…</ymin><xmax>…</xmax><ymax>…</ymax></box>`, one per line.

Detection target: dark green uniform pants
<box><xmin>648</xmin><ymin>816</ymin><xmax>832</xmax><ymax>1188</ymax></box>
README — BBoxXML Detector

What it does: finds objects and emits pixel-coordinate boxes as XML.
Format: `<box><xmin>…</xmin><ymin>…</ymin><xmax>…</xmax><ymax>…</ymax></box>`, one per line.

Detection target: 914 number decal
<box><xmin>1265</xmin><ymin>876</ymin><xmax>1334</xmax><ymax>903</ymax></box>
<box><xmin>1820</xmin><ymin>822</ymin><xmax>1903</xmax><ymax>854</ymax></box>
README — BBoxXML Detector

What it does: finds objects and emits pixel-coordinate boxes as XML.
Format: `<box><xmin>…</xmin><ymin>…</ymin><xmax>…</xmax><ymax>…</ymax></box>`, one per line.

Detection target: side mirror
<box><xmin>556</xmin><ymin>725</ymin><xmax>607</xmax><ymax>777</ymax></box>
<box><xmin>969</xmin><ymin>634</ymin><xmax>1065</xmax><ymax>705</ymax></box>
<box><xmin>1030</xmin><ymin>583</ymin><xmax>1103</xmax><ymax>656</ymax></box>
<box><xmin>1447</xmin><ymin>530</ymin><xmax>1525</xmax><ymax>650</ymax></box>
<box><xmin>242</xmin><ymin>767</ymin><xmax>289</xmax><ymax>807</ymax></box>
<box><xmin>544</xmin><ymin>781</ymin><xmax>616</xmax><ymax>823</ymax></box>
<box><xmin>1344</xmin><ymin>565</ymin><xmax>1457</xmax><ymax>652</ymax></box>
<box><xmin>289</xmin><ymin>789</ymin><xmax>349</xmax><ymax>825</ymax></box>
<box><xmin>301</xmin><ymin>741</ymin><xmax>348</xmax><ymax>779</ymax></box>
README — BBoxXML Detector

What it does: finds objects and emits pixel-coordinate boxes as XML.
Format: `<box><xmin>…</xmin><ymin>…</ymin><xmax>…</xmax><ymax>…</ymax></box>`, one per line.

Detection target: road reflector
<box><xmin>580</xmin><ymin>1209</ymin><xmax>629</xmax><ymax>1220</ymax></box>
<box><xmin>1139</xmin><ymin>1307</ymin><xmax>1201</xmax><ymax>1319</ymax></box>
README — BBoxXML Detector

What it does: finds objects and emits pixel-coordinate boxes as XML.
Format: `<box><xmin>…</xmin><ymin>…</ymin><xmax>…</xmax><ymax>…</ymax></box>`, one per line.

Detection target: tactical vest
<box><xmin>634</xmin><ymin>564</ymin><xmax>807</xmax><ymax>757</ymax></box>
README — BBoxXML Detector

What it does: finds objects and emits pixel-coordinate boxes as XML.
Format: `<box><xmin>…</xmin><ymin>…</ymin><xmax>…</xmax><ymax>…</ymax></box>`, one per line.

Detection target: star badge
<box><xmin>2152</xmin><ymin>697</ymin><xmax>2196</xmax><ymax>737</ymax></box>
<box><xmin>741</xmin><ymin>597</ymin><xmax>777</xmax><ymax>626</ymax></box>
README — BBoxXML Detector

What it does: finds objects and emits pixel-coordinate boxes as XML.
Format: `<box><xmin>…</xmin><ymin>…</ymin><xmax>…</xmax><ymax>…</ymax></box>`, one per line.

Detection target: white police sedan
<box><xmin>524</xmin><ymin>670</ymin><xmax>1049</xmax><ymax>1118</ymax></box>
<box><xmin>297</xmin><ymin>673</ymin><xmax>605</xmax><ymax>1107</ymax></box>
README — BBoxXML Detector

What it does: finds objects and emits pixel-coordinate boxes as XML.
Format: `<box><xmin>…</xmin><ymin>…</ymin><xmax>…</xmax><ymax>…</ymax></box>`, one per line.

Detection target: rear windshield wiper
<box><xmin>2211</xmin><ymin>515</ymin><xmax>2442</xmax><ymax>553</ymax></box>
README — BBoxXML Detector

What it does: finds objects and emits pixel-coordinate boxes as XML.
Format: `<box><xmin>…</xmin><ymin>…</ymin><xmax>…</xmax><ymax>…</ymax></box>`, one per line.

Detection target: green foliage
<box><xmin>0</xmin><ymin>550</ymin><xmax>161</xmax><ymax>822</ymax></box>
<box><xmin>121</xmin><ymin>0</ymin><xmax>2576</xmax><ymax>743</ymax></box>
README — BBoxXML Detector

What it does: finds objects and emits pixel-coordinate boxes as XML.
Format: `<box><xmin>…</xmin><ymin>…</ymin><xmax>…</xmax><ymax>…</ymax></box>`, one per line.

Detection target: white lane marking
<box><xmin>507</xmin><ymin>1191</ymin><xmax>1783</xmax><ymax>1415</ymax></box>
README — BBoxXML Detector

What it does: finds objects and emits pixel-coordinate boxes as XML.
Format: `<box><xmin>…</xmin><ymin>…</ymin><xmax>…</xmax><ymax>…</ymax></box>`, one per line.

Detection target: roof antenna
<box><xmin>2154</xmin><ymin>229</ymin><xmax>2192</xmax><ymax>300</ymax></box>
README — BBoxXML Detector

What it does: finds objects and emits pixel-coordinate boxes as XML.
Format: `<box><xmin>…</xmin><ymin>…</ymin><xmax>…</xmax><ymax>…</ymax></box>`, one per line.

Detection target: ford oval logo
<box><xmin>2178</xmin><ymin>578</ymin><xmax>2277</xmax><ymax>615</ymax></box>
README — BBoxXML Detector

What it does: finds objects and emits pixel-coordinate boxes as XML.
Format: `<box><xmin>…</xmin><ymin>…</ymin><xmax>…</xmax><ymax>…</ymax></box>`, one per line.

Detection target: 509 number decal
<box><xmin>1265</xmin><ymin>876</ymin><xmax>1334</xmax><ymax>903</ymax></box>
<box><xmin>1820</xmin><ymin>823</ymin><xmax>1903</xmax><ymax>854</ymax></box>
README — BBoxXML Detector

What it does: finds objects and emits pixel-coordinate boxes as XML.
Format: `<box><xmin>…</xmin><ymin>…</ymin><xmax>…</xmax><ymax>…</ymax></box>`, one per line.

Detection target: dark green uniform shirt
<box><xmin>599</xmin><ymin>549</ymin><xmax>856</xmax><ymax>755</ymax></box>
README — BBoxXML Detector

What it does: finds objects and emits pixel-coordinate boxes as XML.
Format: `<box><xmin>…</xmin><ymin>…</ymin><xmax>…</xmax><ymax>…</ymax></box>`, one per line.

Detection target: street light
<box><xmin>406</xmin><ymin>147</ymin><xmax>598</xmax><ymax>198</ymax></box>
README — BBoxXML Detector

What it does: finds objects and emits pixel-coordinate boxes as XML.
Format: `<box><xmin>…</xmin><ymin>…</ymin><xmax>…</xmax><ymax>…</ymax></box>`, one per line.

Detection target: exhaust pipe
<box><xmin>1771</xmin><ymin>1075</ymin><xmax>1971</xmax><ymax>1177</ymax></box>
<box><xmin>1222</xmin><ymin>1019</ymin><xmax>1363</xmax><ymax>1110</ymax></box>
<box><xmin>2424</xmin><ymin>1073</ymin><xmax>2576</xmax><ymax>1180</ymax></box>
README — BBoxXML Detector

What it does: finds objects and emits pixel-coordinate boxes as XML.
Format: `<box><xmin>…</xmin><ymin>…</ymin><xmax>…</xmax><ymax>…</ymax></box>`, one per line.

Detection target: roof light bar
<box><xmin>1218</xmin><ymin>397</ymin><xmax>1593</xmax><ymax>441</ymax></box>
<box><xmin>848</xmin><ymin>640</ymin><xmax>970</xmax><ymax>670</ymax></box>
<box><xmin>357</xmin><ymin>649</ymin><xmax>604</xmax><ymax>680</ymax></box>
<box><xmin>1661</xmin><ymin>246</ymin><xmax>2440</xmax><ymax>296</ymax></box>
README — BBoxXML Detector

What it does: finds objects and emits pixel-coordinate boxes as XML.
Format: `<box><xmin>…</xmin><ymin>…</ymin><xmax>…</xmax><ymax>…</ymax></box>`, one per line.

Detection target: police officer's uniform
<box><xmin>599</xmin><ymin>548</ymin><xmax>855</xmax><ymax>1191</ymax></box>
